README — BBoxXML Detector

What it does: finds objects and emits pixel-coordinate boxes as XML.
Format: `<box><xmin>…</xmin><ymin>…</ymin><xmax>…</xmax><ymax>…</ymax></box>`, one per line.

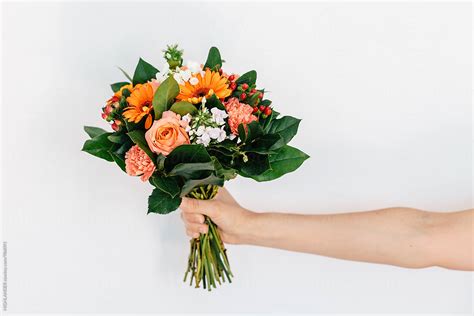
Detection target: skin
<box><xmin>180</xmin><ymin>188</ymin><xmax>474</xmax><ymax>271</ymax></box>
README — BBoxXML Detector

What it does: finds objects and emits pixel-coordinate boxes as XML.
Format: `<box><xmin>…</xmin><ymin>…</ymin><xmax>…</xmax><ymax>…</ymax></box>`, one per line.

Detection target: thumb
<box><xmin>180</xmin><ymin>197</ymin><xmax>219</xmax><ymax>218</ymax></box>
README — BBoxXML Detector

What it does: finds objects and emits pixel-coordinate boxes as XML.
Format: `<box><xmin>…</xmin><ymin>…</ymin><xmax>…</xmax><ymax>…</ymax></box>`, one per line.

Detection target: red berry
<box><xmin>240</xmin><ymin>93</ymin><xmax>247</xmax><ymax>100</ymax></box>
<box><xmin>242</xmin><ymin>83</ymin><xmax>249</xmax><ymax>90</ymax></box>
<box><xmin>228</xmin><ymin>74</ymin><xmax>235</xmax><ymax>81</ymax></box>
<box><xmin>252</xmin><ymin>107</ymin><xmax>258</xmax><ymax>113</ymax></box>
<box><xmin>101</xmin><ymin>112</ymin><xmax>107</xmax><ymax>120</ymax></box>
<box><xmin>259</xmin><ymin>105</ymin><xmax>265</xmax><ymax>111</ymax></box>
<box><xmin>264</xmin><ymin>107</ymin><xmax>272</xmax><ymax>115</ymax></box>
<box><xmin>111</xmin><ymin>122</ymin><xmax>119</xmax><ymax>131</ymax></box>
<box><xmin>230</xmin><ymin>82</ymin><xmax>237</xmax><ymax>90</ymax></box>
<box><xmin>251</xmin><ymin>89</ymin><xmax>257</xmax><ymax>94</ymax></box>
<box><xmin>258</xmin><ymin>93</ymin><xmax>264</xmax><ymax>99</ymax></box>
<box><xmin>219</xmin><ymin>68</ymin><xmax>223</xmax><ymax>75</ymax></box>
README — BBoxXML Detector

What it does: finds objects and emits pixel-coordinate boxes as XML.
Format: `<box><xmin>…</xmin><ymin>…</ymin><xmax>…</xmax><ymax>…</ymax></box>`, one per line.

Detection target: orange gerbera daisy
<box><xmin>123</xmin><ymin>83</ymin><xmax>155</xmax><ymax>129</ymax></box>
<box><xmin>176</xmin><ymin>69</ymin><xmax>232</xmax><ymax>104</ymax></box>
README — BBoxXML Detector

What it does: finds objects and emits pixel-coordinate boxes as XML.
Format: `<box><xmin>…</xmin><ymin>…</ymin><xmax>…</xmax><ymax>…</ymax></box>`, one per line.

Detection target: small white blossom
<box><xmin>195</xmin><ymin>125</ymin><xmax>206</xmax><ymax>136</ymax></box>
<box><xmin>217</xmin><ymin>127</ymin><xmax>227</xmax><ymax>142</ymax></box>
<box><xmin>186</xmin><ymin>61</ymin><xmax>202</xmax><ymax>74</ymax></box>
<box><xmin>173</xmin><ymin>72</ymin><xmax>184</xmax><ymax>85</ymax></box>
<box><xmin>182</xmin><ymin>114</ymin><xmax>192</xmax><ymax>124</ymax></box>
<box><xmin>197</xmin><ymin>132</ymin><xmax>211</xmax><ymax>147</ymax></box>
<box><xmin>189</xmin><ymin>77</ymin><xmax>199</xmax><ymax>85</ymax></box>
<box><xmin>211</xmin><ymin>107</ymin><xmax>228</xmax><ymax>126</ymax></box>
<box><xmin>207</xmin><ymin>127</ymin><xmax>222</xmax><ymax>140</ymax></box>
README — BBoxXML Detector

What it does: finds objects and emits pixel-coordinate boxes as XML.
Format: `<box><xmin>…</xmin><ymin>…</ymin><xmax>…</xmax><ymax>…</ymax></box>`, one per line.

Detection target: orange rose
<box><xmin>145</xmin><ymin>111</ymin><xmax>190</xmax><ymax>156</ymax></box>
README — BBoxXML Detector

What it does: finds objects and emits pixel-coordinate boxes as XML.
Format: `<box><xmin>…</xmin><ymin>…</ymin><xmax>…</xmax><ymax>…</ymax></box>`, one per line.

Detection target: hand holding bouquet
<box><xmin>82</xmin><ymin>45</ymin><xmax>309</xmax><ymax>291</ymax></box>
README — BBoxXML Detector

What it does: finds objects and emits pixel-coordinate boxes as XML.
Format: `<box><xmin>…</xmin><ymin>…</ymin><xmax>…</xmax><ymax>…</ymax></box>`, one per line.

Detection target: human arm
<box><xmin>180</xmin><ymin>188</ymin><xmax>474</xmax><ymax>270</ymax></box>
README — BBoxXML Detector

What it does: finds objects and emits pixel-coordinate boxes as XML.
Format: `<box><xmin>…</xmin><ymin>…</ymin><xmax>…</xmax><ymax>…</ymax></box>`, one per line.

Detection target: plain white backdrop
<box><xmin>1</xmin><ymin>1</ymin><xmax>472</xmax><ymax>313</ymax></box>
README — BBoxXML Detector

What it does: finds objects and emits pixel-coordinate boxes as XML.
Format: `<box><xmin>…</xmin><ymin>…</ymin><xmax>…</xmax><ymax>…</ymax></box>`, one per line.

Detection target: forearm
<box><xmin>239</xmin><ymin>207</ymin><xmax>471</xmax><ymax>269</ymax></box>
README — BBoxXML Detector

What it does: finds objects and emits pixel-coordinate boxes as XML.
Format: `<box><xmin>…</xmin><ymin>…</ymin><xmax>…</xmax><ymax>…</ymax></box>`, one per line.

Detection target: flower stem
<box><xmin>183</xmin><ymin>185</ymin><xmax>233</xmax><ymax>290</ymax></box>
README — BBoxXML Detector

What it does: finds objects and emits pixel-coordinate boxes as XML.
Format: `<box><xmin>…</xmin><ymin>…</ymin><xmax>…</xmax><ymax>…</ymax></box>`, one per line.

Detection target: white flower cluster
<box><xmin>155</xmin><ymin>60</ymin><xmax>204</xmax><ymax>85</ymax></box>
<box><xmin>185</xmin><ymin>104</ymin><xmax>229</xmax><ymax>147</ymax></box>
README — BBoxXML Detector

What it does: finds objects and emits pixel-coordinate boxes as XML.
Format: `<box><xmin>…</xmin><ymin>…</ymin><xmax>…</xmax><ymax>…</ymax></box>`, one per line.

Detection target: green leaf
<box><xmin>203</xmin><ymin>47</ymin><xmax>222</xmax><ymax>71</ymax></box>
<box><xmin>169</xmin><ymin>101</ymin><xmax>198</xmax><ymax>116</ymax></box>
<box><xmin>82</xmin><ymin>132</ymin><xmax>114</xmax><ymax>162</ymax></box>
<box><xmin>267</xmin><ymin>116</ymin><xmax>301</xmax><ymax>146</ymax></box>
<box><xmin>205</xmin><ymin>94</ymin><xmax>225</xmax><ymax>110</ymax></box>
<box><xmin>110</xmin><ymin>82</ymin><xmax>129</xmax><ymax>93</ymax></box>
<box><xmin>107</xmin><ymin>133</ymin><xmax>129</xmax><ymax>144</ymax></box>
<box><xmin>164</xmin><ymin>144</ymin><xmax>212</xmax><ymax>171</ymax></box>
<box><xmin>212</xmin><ymin>157</ymin><xmax>237</xmax><ymax>180</ymax></box>
<box><xmin>84</xmin><ymin>126</ymin><xmax>108</xmax><ymax>138</ymax></box>
<box><xmin>237</xmin><ymin>152</ymin><xmax>270</xmax><ymax>177</ymax></box>
<box><xmin>168</xmin><ymin>161</ymin><xmax>215</xmax><ymax>179</ymax></box>
<box><xmin>239</xmin><ymin>121</ymin><xmax>263</xmax><ymax>144</ymax></box>
<box><xmin>153</xmin><ymin>76</ymin><xmax>179</xmax><ymax>119</ymax></box>
<box><xmin>180</xmin><ymin>174</ymin><xmax>224</xmax><ymax>197</ymax></box>
<box><xmin>110</xmin><ymin>152</ymin><xmax>126</xmax><ymax>172</ymax></box>
<box><xmin>118</xmin><ymin>67</ymin><xmax>133</xmax><ymax>82</ymax></box>
<box><xmin>244</xmin><ymin>134</ymin><xmax>282</xmax><ymax>154</ymax></box>
<box><xmin>127</xmin><ymin>130</ymin><xmax>155</xmax><ymax>161</ymax></box>
<box><xmin>132</xmin><ymin>58</ymin><xmax>159</xmax><ymax>85</ymax></box>
<box><xmin>251</xmin><ymin>145</ymin><xmax>309</xmax><ymax>182</ymax></box>
<box><xmin>150</xmin><ymin>175</ymin><xmax>181</xmax><ymax>198</ymax></box>
<box><xmin>148</xmin><ymin>188</ymin><xmax>181</xmax><ymax>214</ymax></box>
<box><xmin>236</xmin><ymin>70</ymin><xmax>257</xmax><ymax>86</ymax></box>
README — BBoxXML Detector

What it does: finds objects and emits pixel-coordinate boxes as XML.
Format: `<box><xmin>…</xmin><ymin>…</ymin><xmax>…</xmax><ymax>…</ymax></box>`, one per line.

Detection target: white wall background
<box><xmin>1</xmin><ymin>1</ymin><xmax>472</xmax><ymax>313</ymax></box>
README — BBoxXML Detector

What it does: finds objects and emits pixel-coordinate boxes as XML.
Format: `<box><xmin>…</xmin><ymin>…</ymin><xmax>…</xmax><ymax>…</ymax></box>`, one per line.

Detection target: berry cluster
<box><xmin>227</xmin><ymin>76</ymin><xmax>273</xmax><ymax>119</ymax></box>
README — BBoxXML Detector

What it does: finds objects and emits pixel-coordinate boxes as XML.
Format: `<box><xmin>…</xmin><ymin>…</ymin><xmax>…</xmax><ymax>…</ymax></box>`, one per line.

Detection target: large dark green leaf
<box><xmin>110</xmin><ymin>152</ymin><xmax>126</xmax><ymax>172</ymax></box>
<box><xmin>127</xmin><ymin>130</ymin><xmax>155</xmax><ymax>161</ymax></box>
<box><xmin>132</xmin><ymin>58</ymin><xmax>159</xmax><ymax>85</ymax></box>
<box><xmin>107</xmin><ymin>133</ymin><xmax>129</xmax><ymax>144</ymax></box>
<box><xmin>168</xmin><ymin>161</ymin><xmax>215</xmax><ymax>179</ymax></box>
<box><xmin>212</xmin><ymin>157</ymin><xmax>237</xmax><ymax>180</ymax></box>
<box><xmin>110</xmin><ymin>82</ymin><xmax>130</xmax><ymax>93</ymax></box>
<box><xmin>82</xmin><ymin>132</ymin><xmax>114</xmax><ymax>162</ymax></box>
<box><xmin>251</xmin><ymin>145</ymin><xmax>309</xmax><ymax>182</ymax></box>
<box><xmin>267</xmin><ymin>116</ymin><xmax>301</xmax><ymax>146</ymax></box>
<box><xmin>236</xmin><ymin>152</ymin><xmax>270</xmax><ymax>177</ymax></box>
<box><xmin>153</xmin><ymin>76</ymin><xmax>179</xmax><ymax>119</ymax></box>
<box><xmin>180</xmin><ymin>174</ymin><xmax>224</xmax><ymax>197</ymax></box>
<box><xmin>244</xmin><ymin>134</ymin><xmax>282</xmax><ymax>154</ymax></box>
<box><xmin>148</xmin><ymin>188</ymin><xmax>181</xmax><ymax>214</ymax></box>
<box><xmin>239</xmin><ymin>121</ymin><xmax>263</xmax><ymax>144</ymax></box>
<box><xmin>236</xmin><ymin>70</ymin><xmax>257</xmax><ymax>86</ymax></box>
<box><xmin>169</xmin><ymin>101</ymin><xmax>198</xmax><ymax>116</ymax></box>
<box><xmin>84</xmin><ymin>126</ymin><xmax>108</xmax><ymax>138</ymax></box>
<box><xmin>203</xmin><ymin>47</ymin><xmax>222</xmax><ymax>71</ymax></box>
<box><xmin>150</xmin><ymin>175</ymin><xmax>181</xmax><ymax>198</ymax></box>
<box><xmin>164</xmin><ymin>144</ymin><xmax>211</xmax><ymax>171</ymax></box>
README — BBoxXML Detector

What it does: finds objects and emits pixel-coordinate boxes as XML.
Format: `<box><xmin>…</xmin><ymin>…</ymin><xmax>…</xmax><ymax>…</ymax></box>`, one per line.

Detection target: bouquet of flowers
<box><xmin>82</xmin><ymin>45</ymin><xmax>309</xmax><ymax>291</ymax></box>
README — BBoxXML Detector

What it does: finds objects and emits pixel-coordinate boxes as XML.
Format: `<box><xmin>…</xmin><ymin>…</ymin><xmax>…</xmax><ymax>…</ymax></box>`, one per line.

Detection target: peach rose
<box><xmin>145</xmin><ymin>111</ymin><xmax>190</xmax><ymax>156</ymax></box>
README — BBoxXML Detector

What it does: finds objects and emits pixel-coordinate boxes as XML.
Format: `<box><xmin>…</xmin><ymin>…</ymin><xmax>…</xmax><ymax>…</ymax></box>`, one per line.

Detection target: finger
<box><xmin>185</xmin><ymin>222</ymin><xmax>208</xmax><ymax>235</ymax></box>
<box><xmin>180</xmin><ymin>212</ymin><xmax>205</xmax><ymax>224</ymax></box>
<box><xmin>186</xmin><ymin>229</ymin><xmax>200</xmax><ymax>239</ymax></box>
<box><xmin>180</xmin><ymin>197</ymin><xmax>219</xmax><ymax>217</ymax></box>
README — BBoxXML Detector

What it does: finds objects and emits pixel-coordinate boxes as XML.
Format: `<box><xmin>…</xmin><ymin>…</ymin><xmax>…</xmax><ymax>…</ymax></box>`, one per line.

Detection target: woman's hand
<box><xmin>180</xmin><ymin>188</ymin><xmax>254</xmax><ymax>244</ymax></box>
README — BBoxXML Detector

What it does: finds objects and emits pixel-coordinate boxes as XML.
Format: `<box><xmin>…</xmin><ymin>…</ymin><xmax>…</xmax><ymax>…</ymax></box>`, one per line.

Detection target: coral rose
<box><xmin>125</xmin><ymin>145</ymin><xmax>156</xmax><ymax>182</ymax></box>
<box><xmin>145</xmin><ymin>111</ymin><xmax>190</xmax><ymax>156</ymax></box>
<box><xmin>223</xmin><ymin>97</ymin><xmax>258</xmax><ymax>135</ymax></box>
